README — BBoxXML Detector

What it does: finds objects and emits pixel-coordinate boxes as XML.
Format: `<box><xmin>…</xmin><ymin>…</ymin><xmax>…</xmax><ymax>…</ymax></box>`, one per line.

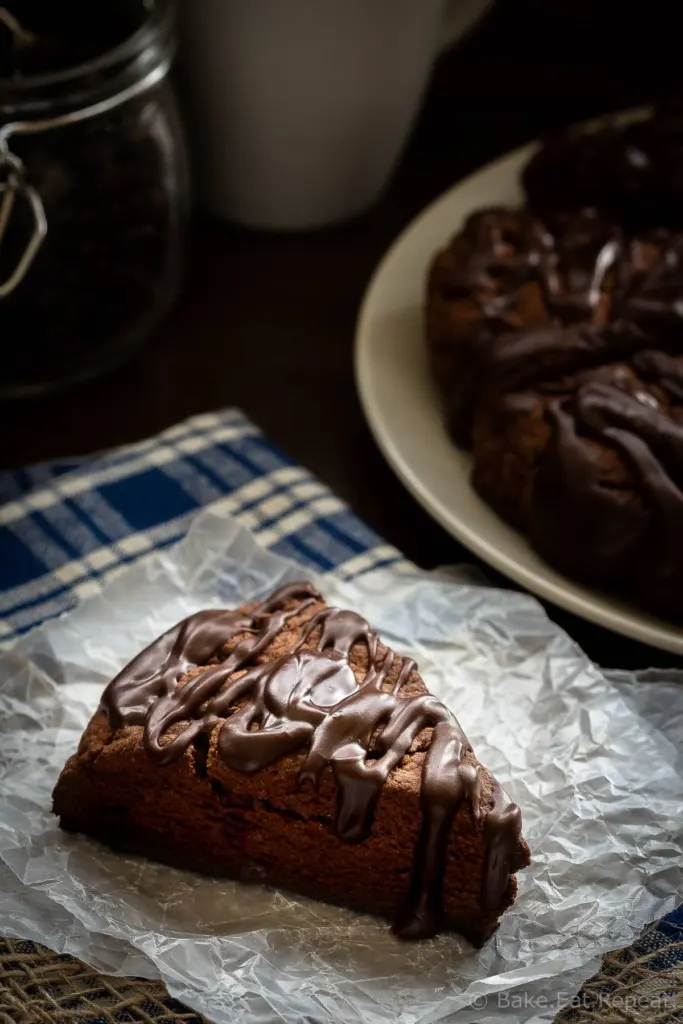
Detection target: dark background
<box><xmin>2</xmin><ymin>0</ymin><xmax>682</xmax><ymax>669</ymax></box>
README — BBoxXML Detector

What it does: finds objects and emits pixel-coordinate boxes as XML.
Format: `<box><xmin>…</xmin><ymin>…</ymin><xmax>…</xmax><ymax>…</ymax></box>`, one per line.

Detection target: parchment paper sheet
<box><xmin>1</xmin><ymin>509</ymin><xmax>682</xmax><ymax>1024</ymax></box>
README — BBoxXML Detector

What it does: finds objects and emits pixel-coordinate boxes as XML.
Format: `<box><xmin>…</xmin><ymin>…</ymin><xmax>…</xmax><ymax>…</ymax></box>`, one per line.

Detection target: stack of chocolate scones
<box><xmin>426</xmin><ymin>106</ymin><xmax>683</xmax><ymax>620</ymax></box>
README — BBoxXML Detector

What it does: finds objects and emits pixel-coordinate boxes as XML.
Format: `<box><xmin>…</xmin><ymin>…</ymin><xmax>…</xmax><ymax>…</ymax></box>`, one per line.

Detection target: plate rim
<box><xmin>354</xmin><ymin>132</ymin><xmax>683</xmax><ymax>656</ymax></box>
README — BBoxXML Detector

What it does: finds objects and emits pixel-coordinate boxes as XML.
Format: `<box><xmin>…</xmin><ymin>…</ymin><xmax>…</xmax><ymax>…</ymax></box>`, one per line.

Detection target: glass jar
<box><xmin>0</xmin><ymin>0</ymin><xmax>189</xmax><ymax>397</ymax></box>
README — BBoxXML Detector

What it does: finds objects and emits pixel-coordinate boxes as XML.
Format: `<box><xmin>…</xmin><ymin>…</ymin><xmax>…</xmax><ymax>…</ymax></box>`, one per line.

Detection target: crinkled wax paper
<box><xmin>1</xmin><ymin>509</ymin><xmax>683</xmax><ymax>1024</ymax></box>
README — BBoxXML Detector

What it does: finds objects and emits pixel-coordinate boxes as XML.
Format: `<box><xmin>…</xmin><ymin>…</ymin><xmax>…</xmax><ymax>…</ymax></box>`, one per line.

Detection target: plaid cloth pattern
<box><xmin>0</xmin><ymin>409</ymin><xmax>405</xmax><ymax>642</ymax></box>
<box><xmin>0</xmin><ymin>406</ymin><xmax>681</xmax><ymax>1022</ymax></box>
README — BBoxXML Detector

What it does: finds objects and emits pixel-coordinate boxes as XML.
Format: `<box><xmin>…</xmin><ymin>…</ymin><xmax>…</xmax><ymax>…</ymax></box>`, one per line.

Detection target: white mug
<box><xmin>178</xmin><ymin>0</ymin><xmax>489</xmax><ymax>230</ymax></box>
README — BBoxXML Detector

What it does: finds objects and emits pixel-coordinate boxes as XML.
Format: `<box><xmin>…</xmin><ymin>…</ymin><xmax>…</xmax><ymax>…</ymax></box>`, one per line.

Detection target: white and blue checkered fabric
<box><xmin>0</xmin><ymin>409</ymin><xmax>405</xmax><ymax>642</ymax></box>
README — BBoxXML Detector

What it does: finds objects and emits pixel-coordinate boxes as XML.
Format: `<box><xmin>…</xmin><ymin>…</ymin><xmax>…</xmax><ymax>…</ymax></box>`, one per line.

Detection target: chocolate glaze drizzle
<box><xmin>102</xmin><ymin>582</ymin><xmax>525</xmax><ymax>939</ymax></box>
<box><xmin>447</xmin><ymin>320</ymin><xmax>650</xmax><ymax>447</ymax></box>
<box><xmin>516</xmin><ymin>113</ymin><xmax>683</xmax><ymax>613</ymax></box>
<box><xmin>439</xmin><ymin>207</ymin><xmax>624</xmax><ymax>331</ymax></box>
<box><xmin>530</xmin><ymin>354</ymin><xmax>683</xmax><ymax>615</ymax></box>
<box><xmin>523</xmin><ymin>105</ymin><xmax>683</xmax><ymax>231</ymax></box>
<box><xmin>434</xmin><ymin>207</ymin><xmax>683</xmax><ymax>448</ymax></box>
<box><xmin>430</xmin><ymin>204</ymin><xmax>683</xmax><ymax>618</ymax></box>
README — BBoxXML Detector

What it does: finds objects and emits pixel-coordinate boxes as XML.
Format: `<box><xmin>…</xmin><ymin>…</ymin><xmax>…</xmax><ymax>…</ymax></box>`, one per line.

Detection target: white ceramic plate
<box><xmin>354</xmin><ymin>135</ymin><xmax>683</xmax><ymax>655</ymax></box>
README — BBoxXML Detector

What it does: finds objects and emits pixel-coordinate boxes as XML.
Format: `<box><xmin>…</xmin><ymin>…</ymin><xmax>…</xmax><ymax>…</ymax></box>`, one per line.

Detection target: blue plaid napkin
<box><xmin>0</xmin><ymin>407</ymin><xmax>680</xmax><ymax>1021</ymax></box>
<box><xmin>0</xmin><ymin>409</ymin><xmax>405</xmax><ymax>643</ymax></box>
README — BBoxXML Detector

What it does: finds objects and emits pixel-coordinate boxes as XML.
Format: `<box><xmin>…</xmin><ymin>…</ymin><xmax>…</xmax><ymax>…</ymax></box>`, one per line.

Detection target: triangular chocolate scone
<box><xmin>53</xmin><ymin>582</ymin><xmax>530</xmax><ymax>944</ymax></box>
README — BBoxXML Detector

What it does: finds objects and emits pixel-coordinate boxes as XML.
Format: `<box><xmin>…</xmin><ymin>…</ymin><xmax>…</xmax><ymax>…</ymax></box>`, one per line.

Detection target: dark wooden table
<box><xmin>2</xmin><ymin>0</ymin><xmax>682</xmax><ymax>669</ymax></box>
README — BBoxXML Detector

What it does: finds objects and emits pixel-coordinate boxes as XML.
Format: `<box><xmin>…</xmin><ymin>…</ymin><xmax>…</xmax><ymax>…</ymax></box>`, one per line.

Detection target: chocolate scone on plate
<box><xmin>523</xmin><ymin>103</ymin><xmax>683</xmax><ymax>231</ymax></box>
<box><xmin>428</xmin><ymin>208</ymin><xmax>683</xmax><ymax>443</ymax></box>
<box><xmin>426</xmin><ymin>206</ymin><xmax>625</xmax><ymax>444</ymax></box>
<box><xmin>53</xmin><ymin>582</ymin><xmax>530</xmax><ymax>946</ymax></box>
<box><xmin>471</xmin><ymin>346</ymin><xmax>683</xmax><ymax>619</ymax></box>
<box><xmin>426</xmin><ymin>207</ymin><xmax>683</xmax><ymax>620</ymax></box>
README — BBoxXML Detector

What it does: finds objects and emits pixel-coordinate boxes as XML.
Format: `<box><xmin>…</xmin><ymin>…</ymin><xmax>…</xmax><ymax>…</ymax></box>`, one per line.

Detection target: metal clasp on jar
<box><xmin>0</xmin><ymin>146</ymin><xmax>47</xmax><ymax>298</ymax></box>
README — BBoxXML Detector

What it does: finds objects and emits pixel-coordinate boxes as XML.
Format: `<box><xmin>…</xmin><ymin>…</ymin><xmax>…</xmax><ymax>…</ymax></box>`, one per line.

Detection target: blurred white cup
<box><xmin>179</xmin><ymin>0</ymin><xmax>489</xmax><ymax>230</ymax></box>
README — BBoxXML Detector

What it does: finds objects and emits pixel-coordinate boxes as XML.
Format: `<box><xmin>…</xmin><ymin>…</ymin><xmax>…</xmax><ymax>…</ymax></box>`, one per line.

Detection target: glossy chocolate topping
<box><xmin>448</xmin><ymin>320</ymin><xmax>649</xmax><ymax>446</ymax></box>
<box><xmin>634</xmin><ymin>347</ymin><xmax>683</xmax><ymax>403</ymax></box>
<box><xmin>440</xmin><ymin>207</ymin><xmax>622</xmax><ymax>329</ymax></box>
<box><xmin>615</xmin><ymin>233</ymin><xmax>683</xmax><ymax>334</ymax></box>
<box><xmin>102</xmin><ymin>581</ymin><xmax>524</xmax><ymax>939</ymax></box>
<box><xmin>436</xmin><ymin>207</ymin><xmax>683</xmax><ymax>446</ymax></box>
<box><xmin>531</xmin><ymin>357</ymin><xmax>683</xmax><ymax>613</ymax></box>
<box><xmin>523</xmin><ymin>107</ymin><xmax>683</xmax><ymax>231</ymax></box>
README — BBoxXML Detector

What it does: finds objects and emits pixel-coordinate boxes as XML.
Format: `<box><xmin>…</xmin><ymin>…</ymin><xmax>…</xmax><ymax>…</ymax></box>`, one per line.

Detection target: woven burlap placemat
<box><xmin>0</xmin><ymin>939</ymin><xmax>205</xmax><ymax>1024</ymax></box>
<box><xmin>2</xmin><ymin>925</ymin><xmax>682</xmax><ymax>1024</ymax></box>
<box><xmin>555</xmin><ymin>914</ymin><xmax>683</xmax><ymax>1024</ymax></box>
